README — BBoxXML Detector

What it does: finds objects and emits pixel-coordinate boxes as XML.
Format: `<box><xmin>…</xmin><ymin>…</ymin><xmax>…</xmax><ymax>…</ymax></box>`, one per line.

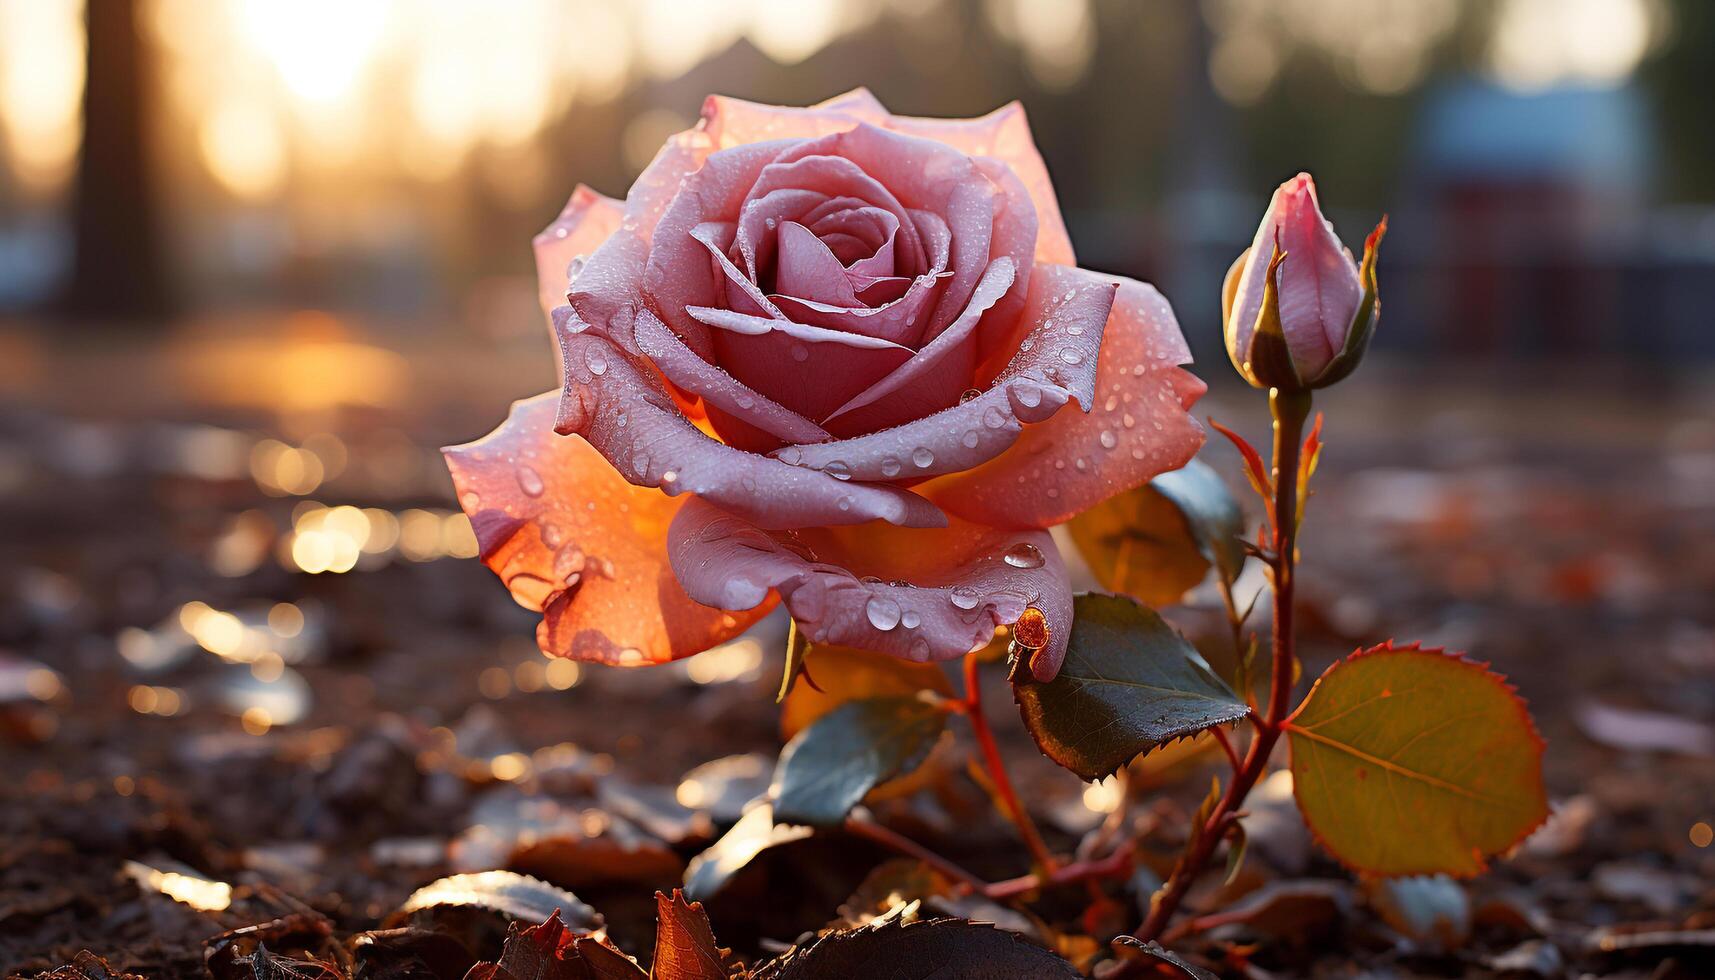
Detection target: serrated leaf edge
<box><xmin>1282</xmin><ymin>639</ymin><xmax>1549</xmax><ymax>880</ymax></box>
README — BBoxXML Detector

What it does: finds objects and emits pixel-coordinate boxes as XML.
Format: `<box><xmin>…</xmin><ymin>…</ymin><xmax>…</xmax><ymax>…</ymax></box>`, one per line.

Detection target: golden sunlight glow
<box><xmin>1489</xmin><ymin>0</ymin><xmax>1662</xmax><ymax>91</ymax></box>
<box><xmin>0</xmin><ymin>0</ymin><xmax>85</xmax><ymax>193</ymax></box>
<box><xmin>235</xmin><ymin>0</ymin><xmax>392</xmax><ymax>105</ymax></box>
<box><xmin>1082</xmin><ymin>775</ymin><xmax>1123</xmax><ymax>814</ymax></box>
<box><xmin>125</xmin><ymin>863</ymin><xmax>234</xmax><ymax>912</ymax></box>
<box><xmin>199</xmin><ymin>92</ymin><xmax>288</xmax><ymax>199</ymax></box>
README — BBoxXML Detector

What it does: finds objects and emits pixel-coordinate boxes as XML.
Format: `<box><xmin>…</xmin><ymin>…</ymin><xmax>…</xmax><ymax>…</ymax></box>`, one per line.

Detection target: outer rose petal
<box><xmin>533</xmin><ymin>185</ymin><xmax>623</xmax><ymax>326</ymax></box>
<box><xmin>779</xmin><ymin>261</ymin><xmax>1113</xmax><ymax>480</ymax></box>
<box><xmin>699</xmin><ymin>88</ymin><xmax>891</xmax><ymax>149</ymax></box>
<box><xmin>555</xmin><ymin>327</ymin><xmax>945</xmax><ymax>530</ymax></box>
<box><xmin>443</xmin><ymin>393</ymin><xmax>770</xmax><ymax>665</ymax></box>
<box><xmin>928</xmin><ymin>276</ymin><xmax>1207</xmax><ymax>529</ymax></box>
<box><xmin>667</xmin><ymin>497</ymin><xmax>1073</xmax><ymax>680</ymax></box>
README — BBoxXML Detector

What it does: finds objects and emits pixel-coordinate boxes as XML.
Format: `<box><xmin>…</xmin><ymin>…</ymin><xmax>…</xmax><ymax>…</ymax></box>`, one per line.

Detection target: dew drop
<box><xmin>1066</xmin><ymin>324</ymin><xmax>1085</xmax><ymax>336</ymax></box>
<box><xmin>824</xmin><ymin>459</ymin><xmax>852</xmax><ymax>481</ymax></box>
<box><xmin>1003</xmin><ymin>542</ymin><xmax>1045</xmax><ymax>569</ymax></box>
<box><xmin>949</xmin><ymin>587</ymin><xmax>980</xmax><ymax>610</ymax></box>
<box><xmin>880</xmin><ymin>456</ymin><xmax>901</xmax><ymax>477</ymax></box>
<box><xmin>540</xmin><ymin>521</ymin><xmax>564</xmax><ymax>548</ymax></box>
<box><xmin>459</xmin><ymin>490</ymin><xmax>481</xmax><ymax>511</ymax></box>
<box><xmin>1012</xmin><ymin>384</ymin><xmax>1043</xmax><ymax>409</ymax></box>
<box><xmin>584</xmin><ymin>348</ymin><xmax>608</xmax><ymax>376</ymax></box>
<box><xmin>960</xmin><ymin>429</ymin><xmax>980</xmax><ymax>449</ymax></box>
<box><xmin>911</xmin><ymin>447</ymin><xmax>935</xmax><ymax>468</ymax></box>
<box><xmin>982</xmin><ymin>406</ymin><xmax>1009</xmax><ymax>429</ymax></box>
<box><xmin>865</xmin><ymin>596</ymin><xmax>902</xmax><ymax>630</ymax></box>
<box><xmin>901</xmin><ymin>610</ymin><xmax>921</xmax><ymax>629</ymax></box>
<box><xmin>837</xmin><ymin>496</ymin><xmax>852</xmax><ymax>512</ymax></box>
<box><xmin>908</xmin><ymin>636</ymin><xmax>931</xmax><ymax>660</ymax></box>
<box><xmin>1123</xmin><ymin>413</ymin><xmax>1136</xmax><ymax>429</ymax></box>
<box><xmin>554</xmin><ymin>546</ymin><xmax>586</xmax><ymax>579</ymax></box>
<box><xmin>735</xmin><ymin>394</ymin><xmax>755</xmax><ymax>410</ymax></box>
<box><xmin>1099</xmin><ymin>430</ymin><xmax>1118</xmax><ymax>450</ymax></box>
<box><xmin>517</xmin><ymin>464</ymin><xmax>545</xmax><ymax>497</ymax></box>
<box><xmin>1059</xmin><ymin>348</ymin><xmax>1084</xmax><ymax>366</ymax></box>
<box><xmin>960</xmin><ymin>388</ymin><xmax>982</xmax><ymax>404</ymax></box>
<box><xmin>790</xmin><ymin>344</ymin><xmax>809</xmax><ymax>363</ymax></box>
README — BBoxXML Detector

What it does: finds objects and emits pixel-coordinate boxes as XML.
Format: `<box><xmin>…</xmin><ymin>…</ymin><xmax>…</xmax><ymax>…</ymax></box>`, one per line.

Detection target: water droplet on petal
<box><xmin>584</xmin><ymin>348</ymin><xmax>608</xmax><ymax>376</ymax></box>
<box><xmin>837</xmin><ymin>496</ymin><xmax>852</xmax><ymax>512</ymax></box>
<box><xmin>901</xmin><ymin>610</ymin><xmax>921</xmax><ymax>629</ymax></box>
<box><xmin>540</xmin><ymin>521</ymin><xmax>564</xmax><ymax>548</ymax></box>
<box><xmin>960</xmin><ymin>429</ymin><xmax>980</xmax><ymax>449</ymax></box>
<box><xmin>1099</xmin><ymin>430</ymin><xmax>1118</xmax><ymax>450</ymax></box>
<box><xmin>1003</xmin><ymin>542</ymin><xmax>1045</xmax><ymax>569</ymax></box>
<box><xmin>949</xmin><ymin>587</ymin><xmax>980</xmax><ymax>610</ymax></box>
<box><xmin>865</xmin><ymin>596</ymin><xmax>902</xmax><ymax>631</ymax></box>
<box><xmin>908</xmin><ymin>636</ymin><xmax>931</xmax><ymax>660</ymax></box>
<box><xmin>459</xmin><ymin>491</ymin><xmax>481</xmax><ymax>511</ymax></box>
<box><xmin>982</xmin><ymin>406</ymin><xmax>1009</xmax><ymax>429</ymax></box>
<box><xmin>517</xmin><ymin>464</ymin><xmax>545</xmax><ymax>497</ymax></box>
<box><xmin>911</xmin><ymin>447</ymin><xmax>934</xmax><ymax>468</ymax></box>
<box><xmin>824</xmin><ymin>459</ymin><xmax>851</xmax><ymax>481</ymax></box>
<box><xmin>554</xmin><ymin>546</ymin><xmax>586</xmax><ymax>579</ymax></box>
<box><xmin>790</xmin><ymin>344</ymin><xmax>809</xmax><ymax>363</ymax></box>
<box><xmin>880</xmin><ymin>456</ymin><xmax>901</xmax><ymax>478</ymax></box>
<box><xmin>1059</xmin><ymin>348</ymin><xmax>1084</xmax><ymax>366</ymax></box>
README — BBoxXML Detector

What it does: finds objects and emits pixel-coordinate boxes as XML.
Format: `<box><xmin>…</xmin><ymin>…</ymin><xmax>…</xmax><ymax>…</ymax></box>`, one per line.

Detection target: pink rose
<box><xmin>444</xmin><ymin>90</ymin><xmax>1205</xmax><ymax>681</ymax></box>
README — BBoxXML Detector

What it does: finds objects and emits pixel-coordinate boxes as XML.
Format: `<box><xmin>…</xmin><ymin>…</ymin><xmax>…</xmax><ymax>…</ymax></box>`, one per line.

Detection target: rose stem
<box><xmin>1126</xmin><ymin>387</ymin><xmax>1312</xmax><ymax>950</ymax></box>
<box><xmin>843</xmin><ymin>816</ymin><xmax>991</xmax><ymax>893</ymax></box>
<box><xmin>845</xmin><ymin>816</ymin><xmax>1133</xmax><ymax>901</ymax></box>
<box><xmin>963</xmin><ymin>651</ymin><xmax>1060</xmax><ymax>874</ymax></box>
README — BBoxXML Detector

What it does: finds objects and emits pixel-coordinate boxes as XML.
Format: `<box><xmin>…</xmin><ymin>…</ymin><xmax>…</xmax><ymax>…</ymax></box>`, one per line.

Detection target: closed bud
<box><xmin>1224</xmin><ymin>173</ymin><xmax>1385</xmax><ymax>391</ymax></box>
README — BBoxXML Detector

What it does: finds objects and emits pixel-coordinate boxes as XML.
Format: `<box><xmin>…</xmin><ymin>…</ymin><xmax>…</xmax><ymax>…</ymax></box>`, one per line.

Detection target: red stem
<box><xmin>964</xmin><ymin>652</ymin><xmax>1060</xmax><ymax>873</ymax></box>
<box><xmin>1127</xmin><ymin>388</ymin><xmax>1311</xmax><ymax>949</ymax></box>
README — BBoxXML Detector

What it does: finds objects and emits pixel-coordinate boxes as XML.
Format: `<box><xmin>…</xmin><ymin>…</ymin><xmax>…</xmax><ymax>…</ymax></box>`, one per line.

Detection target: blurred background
<box><xmin>3</xmin><ymin>3</ymin><xmax>1714</xmax><ymax>973</ymax></box>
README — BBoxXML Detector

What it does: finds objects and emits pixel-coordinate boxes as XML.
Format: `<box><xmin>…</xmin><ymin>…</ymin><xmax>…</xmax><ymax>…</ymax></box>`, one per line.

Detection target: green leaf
<box><xmin>682</xmin><ymin>804</ymin><xmax>811</xmax><ymax>902</ymax></box>
<box><xmin>1150</xmin><ymin>458</ymin><xmax>1246</xmax><ymax>588</ymax></box>
<box><xmin>1284</xmin><ymin>642</ymin><xmax>1548</xmax><ymax>877</ymax></box>
<box><xmin>752</xmin><ymin>915</ymin><xmax>1080</xmax><ymax>979</ymax></box>
<box><xmin>1013</xmin><ymin>594</ymin><xmax>1250</xmax><ymax>780</ymax></box>
<box><xmin>772</xmin><ymin>696</ymin><xmax>945</xmax><ymax>828</ymax></box>
<box><xmin>1065</xmin><ymin>459</ymin><xmax>1245</xmax><ymax>607</ymax></box>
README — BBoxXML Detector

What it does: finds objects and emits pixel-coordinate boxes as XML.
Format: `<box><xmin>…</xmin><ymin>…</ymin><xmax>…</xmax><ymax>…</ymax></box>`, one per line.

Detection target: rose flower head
<box><xmin>1224</xmin><ymin>172</ymin><xmax>1386</xmax><ymax>391</ymax></box>
<box><xmin>444</xmin><ymin>90</ymin><xmax>1206</xmax><ymax>682</ymax></box>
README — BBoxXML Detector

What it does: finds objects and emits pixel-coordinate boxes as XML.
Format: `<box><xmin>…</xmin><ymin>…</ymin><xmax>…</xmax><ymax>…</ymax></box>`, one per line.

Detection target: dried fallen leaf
<box><xmin>750</xmin><ymin>915</ymin><xmax>1078</xmax><ymax>979</ymax></box>
<box><xmin>649</xmin><ymin>891</ymin><xmax>731</xmax><ymax>980</ymax></box>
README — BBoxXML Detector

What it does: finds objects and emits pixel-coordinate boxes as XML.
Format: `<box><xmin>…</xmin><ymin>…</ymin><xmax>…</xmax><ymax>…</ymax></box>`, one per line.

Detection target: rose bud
<box><xmin>1223</xmin><ymin>172</ymin><xmax>1385</xmax><ymax>391</ymax></box>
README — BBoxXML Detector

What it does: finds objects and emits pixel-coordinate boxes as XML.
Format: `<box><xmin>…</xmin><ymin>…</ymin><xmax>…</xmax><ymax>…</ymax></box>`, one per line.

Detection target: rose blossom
<box><xmin>444</xmin><ymin>90</ymin><xmax>1205</xmax><ymax>681</ymax></box>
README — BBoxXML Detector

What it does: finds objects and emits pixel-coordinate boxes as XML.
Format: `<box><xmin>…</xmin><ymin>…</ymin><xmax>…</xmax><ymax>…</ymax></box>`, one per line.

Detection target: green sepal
<box><xmin>1239</xmin><ymin>239</ymin><xmax>1305</xmax><ymax>392</ymax></box>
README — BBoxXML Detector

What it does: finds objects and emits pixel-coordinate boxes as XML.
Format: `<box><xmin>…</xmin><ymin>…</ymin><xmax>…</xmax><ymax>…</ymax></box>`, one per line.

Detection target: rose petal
<box><xmin>555</xmin><ymin>329</ymin><xmax>944</xmax><ymax>530</ymax></box>
<box><xmin>746</xmin><ymin>153</ymin><xmax>925</xmax><ymax>271</ymax></box>
<box><xmin>533</xmin><ymin>185</ymin><xmax>623</xmax><ymax>326</ymax></box>
<box><xmin>770</xmin><ymin>126</ymin><xmax>1021</xmax><ymax>342</ymax></box>
<box><xmin>643</xmin><ymin>138</ymin><xmax>801</xmax><ymax>356</ymax></box>
<box><xmin>700</xmin><ymin>88</ymin><xmax>890</xmax><ymax>148</ymax></box>
<box><xmin>819</xmin><ymin>255</ymin><xmax>1018</xmax><ymax>436</ymax></box>
<box><xmin>880</xmin><ymin>101</ymin><xmax>1074</xmax><ymax>266</ymax></box>
<box><xmin>775</xmin><ymin>221</ymin><xmax>861</xmax><ymax>307</ymax></box>
<box><xmin>633</xmin><ymin>307</ymin><xmax>831</xmax><ymax>453</ymax></box>
<box><xmin>928</xmin><ymin>275</ymin><xmax>1206</xmax><ymax>529</ymax></box>
<box><xmin>667</xmin><ymin>496</ymin><xmax>1072</xmax><ymax>677</ymax></box>
<box><xmin>443</xmin><ymin>392</ymin><xmax>769</xmax><ymax>666</ymax></box>
<box><xmin>687</xmin><ymin>306</ymin><xmax>915</xmax><ymax>422</ymax></box>
<box><xmin>778</xmin><ymin>260</ymin><xmax>1113</xmax><ymax>479</ymax></box>
<box><xmin>733</xmin><ymin>187</ymin><xmax>827</xmax><ymax>281</ymax></box>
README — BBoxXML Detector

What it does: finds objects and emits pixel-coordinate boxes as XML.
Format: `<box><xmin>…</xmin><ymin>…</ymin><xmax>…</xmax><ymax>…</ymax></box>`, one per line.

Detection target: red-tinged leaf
<box><xmin>650</xmin><ymin>890</ymin><xmax>730</xmax><ymax>980</ymax></box>
<box><xmin>1208</xmin><ymin>418</ymin><xmax>1271</xmax><ymax>521</ymax></box>
<box><xmin>1283</xmin><ymin>642</ymin><xmax>1549</xmax><ymax>878</ymax></box>
<box><xmin>1296</xmin><ymin>412</ymin><xmax>1323</xmax><ymax>530</ymax></box>
<box><xmin>462</xmin><ymin>910</ymin><xmax>645</xmax><ymax>980</ymax></box>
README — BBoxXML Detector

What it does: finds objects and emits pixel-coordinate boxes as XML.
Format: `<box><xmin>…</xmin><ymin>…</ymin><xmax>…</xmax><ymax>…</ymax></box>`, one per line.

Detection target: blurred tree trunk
<box><xmin>57</xmin><ymin>0</ymin><xmax>175</xmax><ymax>323</ymax></box>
